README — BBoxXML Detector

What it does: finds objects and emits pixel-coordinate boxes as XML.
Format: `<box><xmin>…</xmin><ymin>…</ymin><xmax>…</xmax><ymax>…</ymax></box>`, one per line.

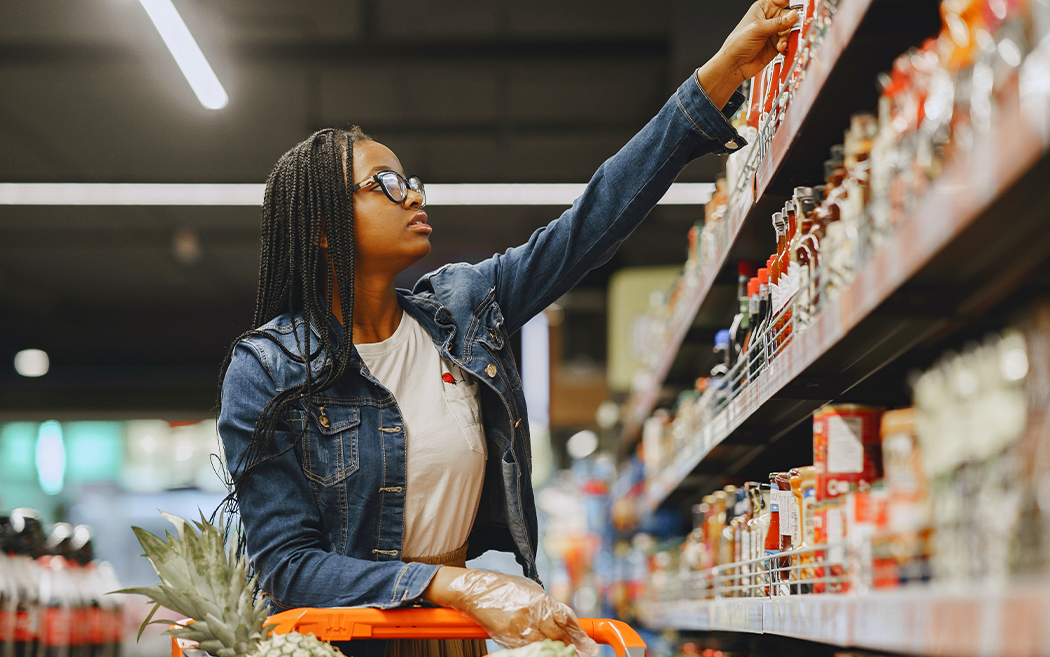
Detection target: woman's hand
<box><xmin>697</xmin><ymin>0</ymin><xmax>799</xmax><ymax>109</ymax></box>
<box><xmin>424</xmin><ymin>567</ymin><xmax>599</xmax><ymax>657</ymax></box>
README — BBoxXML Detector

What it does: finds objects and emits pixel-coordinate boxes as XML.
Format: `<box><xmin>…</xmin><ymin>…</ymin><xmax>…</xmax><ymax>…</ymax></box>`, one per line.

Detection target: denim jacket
<box><xmin>218</xmin><ymin>72</ymin><xmax>744</xmax><ymax>613</ymax></box>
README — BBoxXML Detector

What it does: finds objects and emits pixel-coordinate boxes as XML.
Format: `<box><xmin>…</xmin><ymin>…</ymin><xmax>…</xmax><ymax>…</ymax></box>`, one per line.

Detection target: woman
<box><xmin>218</xmin><ymin>2</ymin><xmax>797</xmax><ymax>656</ymax></box>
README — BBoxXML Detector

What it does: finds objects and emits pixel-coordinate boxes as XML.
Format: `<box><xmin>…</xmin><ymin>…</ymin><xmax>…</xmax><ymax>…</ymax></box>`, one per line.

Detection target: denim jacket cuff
<box><xmin>391</xmin><ymin>561</ymin><xmax>442</xmax><ymax>606</ymax></box>
<box><xmin>675</xmin><ymin>71</ymin><xmax>748</xmax><ymax>155</ymax></box>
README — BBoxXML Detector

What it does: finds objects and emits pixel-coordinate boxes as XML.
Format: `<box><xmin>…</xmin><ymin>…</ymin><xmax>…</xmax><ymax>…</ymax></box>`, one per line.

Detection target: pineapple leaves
<box><xmin>205</xmin><ymin>612</ymin><xmax>238</xmax><ymax>648</ymax></box>
<box><xmin>136</xmin><ymin>601</ymin><xmax>160</xmax><ymax>642</ymax></box>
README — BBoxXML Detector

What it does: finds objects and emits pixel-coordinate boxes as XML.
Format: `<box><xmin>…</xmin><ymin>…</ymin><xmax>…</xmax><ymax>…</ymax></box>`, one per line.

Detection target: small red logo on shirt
<box><xmin>442</xmin><ymin>372</ymin><xmax>457</xmax><ymax>385</ymax></box>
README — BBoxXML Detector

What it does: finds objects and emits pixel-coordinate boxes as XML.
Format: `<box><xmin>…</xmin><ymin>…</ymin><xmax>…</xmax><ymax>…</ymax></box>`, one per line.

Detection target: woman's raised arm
<box><xmin>472</xmin><ymin>0</ymin><xmax>798</xmax><ymax>335</ymax></box>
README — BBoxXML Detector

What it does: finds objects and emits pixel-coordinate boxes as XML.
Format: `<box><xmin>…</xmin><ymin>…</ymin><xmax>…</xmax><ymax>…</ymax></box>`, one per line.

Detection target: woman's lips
<box><xmin>408</xmin><ymin>212</ymin><xmax>431</xmax><ymax>234</ymax></box>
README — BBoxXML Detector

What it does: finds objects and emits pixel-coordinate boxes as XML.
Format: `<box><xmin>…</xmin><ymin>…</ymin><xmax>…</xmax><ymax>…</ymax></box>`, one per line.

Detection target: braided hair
<box><xmin>213</xmin><ymin>126</ymin><xmax>371</xmax><ymax>543</ymax></box>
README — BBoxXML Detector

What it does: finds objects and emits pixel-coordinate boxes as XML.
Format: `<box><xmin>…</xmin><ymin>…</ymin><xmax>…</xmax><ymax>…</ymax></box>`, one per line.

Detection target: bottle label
<box><xmin>750</xmin><ymin>296</ymin><xmax>759</xmax><ymax>315</ymax></box>
<box><xmin>14</xmin><ymin>609</ymin><xmax>34</xmax><ymax>642</ymax></box>
<box><xmin>779</xmin><ymin>492</ymin><xmax>794</xmax><ymax>536</ymax></box>
<box><xmin>827</xmin><ymin>415</ymin><xmax>865</xmax><ymax>473</ymax></box>
<box><xmin>44</xmin><ymin>608</ymin><xmax>71</xmax><ymax>647</ymax></box>
<box><xmin>802</xmin><ymin>489</ymin><xmax>816</xmax><ymax>545</ymax></box>
<box><xmin>789</xmin><ymin>261</ymin><xmax>801</xmax><ymax>298</ymax></box>
<box><xmin>826</xmin><ymin>506</ymin><xmax>845</xmax><ymax>564</ymax></box>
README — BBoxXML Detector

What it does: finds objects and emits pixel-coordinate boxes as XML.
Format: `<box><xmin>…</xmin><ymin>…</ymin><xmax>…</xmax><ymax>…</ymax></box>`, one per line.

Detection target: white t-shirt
<box><xmin>355</xmin><ymin>311</ymin><xmax>487</xmax><ymax>558</ymax></box>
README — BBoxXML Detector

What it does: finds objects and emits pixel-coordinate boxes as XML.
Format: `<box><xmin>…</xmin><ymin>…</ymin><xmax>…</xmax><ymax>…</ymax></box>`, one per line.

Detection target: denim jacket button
<box><xmin>485</xmin><ymin>364</ymin><xmax>497</xmax><ymax>378</ymax></box>
<box><xmin>725</xmin><ymin>139</ymin><xmax>739</xmax><ymax>150</ymax></box>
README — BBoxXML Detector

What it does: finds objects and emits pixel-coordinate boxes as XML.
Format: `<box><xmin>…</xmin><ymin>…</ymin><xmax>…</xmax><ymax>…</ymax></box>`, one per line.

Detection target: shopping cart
<box><xmin>171</xmin><ymin>608</ymin><xmax>646</xmax><ymax>657</ymax></box>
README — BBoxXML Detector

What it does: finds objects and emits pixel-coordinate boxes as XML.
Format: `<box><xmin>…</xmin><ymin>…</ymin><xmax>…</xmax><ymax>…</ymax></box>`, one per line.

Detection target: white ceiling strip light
<box><xmin>0</xmin><ymin>182</ymin><xmax>715</xmax><ymax>206</ymax></box>
<box><xmin>138</xmin><ymin>0</ymin><xmax>229</xmax><ymax>110</ymax></box>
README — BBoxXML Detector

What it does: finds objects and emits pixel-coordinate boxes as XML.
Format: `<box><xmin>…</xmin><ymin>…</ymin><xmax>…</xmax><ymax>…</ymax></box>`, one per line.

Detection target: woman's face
<box><xmin>346</xmin><ymin>139</ymin><xmax>431</xmax><ymax>275</ymax></box>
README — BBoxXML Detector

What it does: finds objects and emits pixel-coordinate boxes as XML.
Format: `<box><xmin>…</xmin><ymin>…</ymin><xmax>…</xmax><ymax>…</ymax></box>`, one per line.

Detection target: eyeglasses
<box><xmin>350</xmin><ymin>170</ymin><xmax>426</xmax><ymax>207</ymax></box>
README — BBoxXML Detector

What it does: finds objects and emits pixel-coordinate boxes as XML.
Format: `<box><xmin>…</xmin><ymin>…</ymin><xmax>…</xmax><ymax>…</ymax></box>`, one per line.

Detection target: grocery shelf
<box><xmin>637</xmin><ymin>581</ymin><xmax>1050</xmax><ymax>657</ymax></box>
<box><xmin>617</xmin><ymin>0</ymin><xmax>940</xmax><ymax>454</ymax></box>
<box><xmin>644</xmin><ymin>37</ymin><xmax>1050</xmax><ymax>512</ymax></box>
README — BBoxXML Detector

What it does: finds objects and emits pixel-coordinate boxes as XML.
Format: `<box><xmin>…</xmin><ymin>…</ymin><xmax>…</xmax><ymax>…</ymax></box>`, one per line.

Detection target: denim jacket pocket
<box><xmin>295</xmin><ymin>404</ymin><xmax>360</xmax><ymax>487</ymax></box>
<box><xmin>477</xmin><ymin>304</ymin><xmax>505</xmax><ymax>351</ymax></box>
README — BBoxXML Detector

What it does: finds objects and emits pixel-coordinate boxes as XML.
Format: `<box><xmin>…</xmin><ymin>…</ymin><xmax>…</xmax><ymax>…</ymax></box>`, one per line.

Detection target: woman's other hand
<box><xmin>424</xmin><ymin>567</ymin><xmax>600</xmax><ymax>657</ymax></box>
<box><xmin>697</xmin><ymin>0</ymin><xmax>799</xmax><ymax>109</ymax></box>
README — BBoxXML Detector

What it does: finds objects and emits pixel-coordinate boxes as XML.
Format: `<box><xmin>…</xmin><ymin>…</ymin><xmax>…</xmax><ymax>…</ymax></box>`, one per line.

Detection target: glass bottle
<box><xmin>741</xmin><ymin>277</ymin><xmax>760</xmax><ymax>374</ymax></box>
<box><xmin>775</xmin><ymin>472</ymin><xmax>794</xmax><ymax>594</ymax></box>
<box><xmin>729</xmin><ymin>262</ymin><xmax>756</xmax><ymax>371</ymax></box>
<box><xmin>799</xmin><ymin>466</ymin><xmax>818</xmax><ymax>593</ymax></box>
<box><xmin>789</xmin><ymin>468</ymin><xmax>804</xmax><ymax>593</ymax></box>
<box><xmin>764</xmin><ymin>474</ymin><xmax>783</xmax><ymax>595</ymax></box>
<box><xmin>751</xmin><ymin>484</ymin><xmax>772</xmax><ymax>597</ymax></box>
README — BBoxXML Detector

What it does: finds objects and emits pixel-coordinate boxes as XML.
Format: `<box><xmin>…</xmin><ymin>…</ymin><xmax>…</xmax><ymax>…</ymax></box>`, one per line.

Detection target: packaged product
<box><xmin>813</xmin><ymin>404</ymin><xmax>885</xmax><ymax>501</ymax></box>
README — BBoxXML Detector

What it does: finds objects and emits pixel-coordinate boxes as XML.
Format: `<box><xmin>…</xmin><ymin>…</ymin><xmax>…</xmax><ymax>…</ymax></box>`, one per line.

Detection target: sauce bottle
<box><xmin>775</xmin><ymin>472</ymin><xmax>794</xmax><ymax>594</ymax></box>
<box><xmin>764</xmin><ymin>474</ymin><xmax>783</xmax><ymax>594</ymax></box>
<box><xmin>770</xmin><ymin>212</ymin><xmax>786</xmax><ymax>318</ymax></box>
<box><xmin>752</xmin><ymin>268</ymin><xmax>771</xmax><ymax>377</ymax></box>
<box><xmin>789</xmin><ymin>468</ymin><xmax>804</xmax><ymax>592</ymax></box>
<box><xmin>741</xmin><ymin>277</ymin><xmax>761</xmax><ymax>371</ymax></box>
<box><xmin>799</xmin><ymin>466</ymin><xmax>818</xmax><ymax>593</ymax></box>
<box><xmin>783</xmin><ymin>3</ymin><xmax>805</xmax><ymax>93</ymax></box>
<box><xmin>729</xmin><ymin>262</ymin><xmax>757</xmax><ymax>370</ymax></box>
<box><xmin>747</xmin><ymin>72</ymin><xmax>764</xmax><ymax>129</ymax></box>
<box><xmin>763</xmin><ymin>56</ymin><xmax>783</xmax><ymax>127</ymax></box>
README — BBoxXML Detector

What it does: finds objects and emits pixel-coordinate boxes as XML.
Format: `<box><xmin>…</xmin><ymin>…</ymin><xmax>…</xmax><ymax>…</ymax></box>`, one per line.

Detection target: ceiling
<box><xmin>0</xmin><ymin>0</ymin><xmax>752</xmax><ymax>417</ymax></box>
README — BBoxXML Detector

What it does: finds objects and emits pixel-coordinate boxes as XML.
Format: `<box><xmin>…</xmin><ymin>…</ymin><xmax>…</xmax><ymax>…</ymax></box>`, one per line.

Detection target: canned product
<box><xmin>813</xmin><ymin>404</ymin><xmax>884</xmax><ymax>501</ymax></box>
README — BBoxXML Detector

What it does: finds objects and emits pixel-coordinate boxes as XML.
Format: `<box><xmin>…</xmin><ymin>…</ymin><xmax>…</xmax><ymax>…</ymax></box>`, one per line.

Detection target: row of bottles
<box><xmin>638</xmin><ymin>0</ymin><xmax>1050</xmax><ymax>486</ymax></box>
<box><xmin>0</xmin><ymin>509</ymin><xmax>122</xmax><ymax>657</ymax></box>
<box><xmin>625</xmin><ymin>0</ymin><xmax>850</xmax><ymax>378</ymax></box>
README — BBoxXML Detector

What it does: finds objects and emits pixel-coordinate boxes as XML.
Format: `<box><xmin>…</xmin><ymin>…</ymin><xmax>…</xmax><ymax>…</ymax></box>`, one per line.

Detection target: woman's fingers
<box><xmin>759</xmin><ymin>0</ymin><xmax>791</xmax><ymax>18</ymax></box>
<box><xmin>535</xmin><ymin>614</ymin><xmax>574</xmax><ymax>646</ymax></box>
<box><xmin>759</xmin><ymin>9</ymin><xmax>798</xmax><ymax>37</ymax></box>
<box><xmin>551</xmin><ymin>603</ymin><xmax>601</xmax><ymax>657</ymax></box>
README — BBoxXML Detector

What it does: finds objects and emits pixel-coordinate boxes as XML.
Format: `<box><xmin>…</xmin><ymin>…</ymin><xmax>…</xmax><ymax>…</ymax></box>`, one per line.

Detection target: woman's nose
<box><xmin>403</xmin><ymin>188</ymin><xmax>424</xmax><ymax>208</ymax></box>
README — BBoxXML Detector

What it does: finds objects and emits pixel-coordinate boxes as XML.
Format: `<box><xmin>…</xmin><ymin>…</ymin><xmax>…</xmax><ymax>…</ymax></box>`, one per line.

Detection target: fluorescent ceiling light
<box><xmin>0</xmin><ymin>182</ymin><xmax>714</xmax><ymax>206</ymax></box>
<box><xmin>138</xmin><ymin>0</ymin><xmax>228</xmax><ymax>110</ymax></box>
<box><xmin>14</xmin><ymin>349</ymin><xmax>50</xmax><ymax>377</ymax></box>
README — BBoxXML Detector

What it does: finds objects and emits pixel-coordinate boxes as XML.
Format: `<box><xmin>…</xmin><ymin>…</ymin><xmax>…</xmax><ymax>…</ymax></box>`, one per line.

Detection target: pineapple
<box><xmin>117</xmin><ymin>511</ymin><xmax>344</xmax><ymax>657</ymax></box>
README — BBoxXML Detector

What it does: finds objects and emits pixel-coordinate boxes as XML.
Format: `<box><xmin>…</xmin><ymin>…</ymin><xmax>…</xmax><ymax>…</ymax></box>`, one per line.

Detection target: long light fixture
<box><xmin>138</xmin><ymin>0</ymin><xmax>228</xmax><ymax>110</ymax></box>
<box><xmin>0</xmin><ymin>182</ymin><xmax>714</xmax><ymax>206</ymax></box>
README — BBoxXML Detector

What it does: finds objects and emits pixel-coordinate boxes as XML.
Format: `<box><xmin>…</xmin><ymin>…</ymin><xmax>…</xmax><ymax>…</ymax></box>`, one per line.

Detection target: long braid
<box><xmin>213</xmin><ymin>127</ymin><xmax>370</xmax><ymax>555</ymax></box>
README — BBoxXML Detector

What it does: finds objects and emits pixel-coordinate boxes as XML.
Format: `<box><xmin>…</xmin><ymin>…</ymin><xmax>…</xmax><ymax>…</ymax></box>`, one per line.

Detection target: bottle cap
<box><xmin>738</xmin><ymin>261</ymin><xmax>757</xmax><ymax>278</ymax></box>
<box><xmin>748</xmin><ymin>279</ymin><xmax>759</xmax><ymax>297</ymax></box>
<box><xmin>771</xmin><ymin>211</ymin><xmax>782</xmax><ymax>228</ymax></box>
<box><xmin>715</xmin><ymin>329</ymin><xmax>731</xmax><ymax>349</ymax></box>
<box><xmin>758</xmin><ymin>268</ymin><xmax>769</xmax><ymax>284</ymax></box>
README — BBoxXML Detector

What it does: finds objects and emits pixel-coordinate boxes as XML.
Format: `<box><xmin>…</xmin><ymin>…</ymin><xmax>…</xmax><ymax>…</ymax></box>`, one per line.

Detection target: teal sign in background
<box><xmin>0</xmin><ymin>421</ymin><xmax>125</xmax><ymax>519</ymax></box>
<box><xmin>65</xmin><ymin>422</ymin><xmax>124</xmax><ymax>482</ymax></box>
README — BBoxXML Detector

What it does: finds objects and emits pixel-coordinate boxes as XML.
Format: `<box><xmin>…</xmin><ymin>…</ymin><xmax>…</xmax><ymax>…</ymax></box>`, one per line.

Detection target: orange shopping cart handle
<box><xmin>172</xmin><ymin>608</ymin><xmax>645</xmax><ymax>657</ymax></box>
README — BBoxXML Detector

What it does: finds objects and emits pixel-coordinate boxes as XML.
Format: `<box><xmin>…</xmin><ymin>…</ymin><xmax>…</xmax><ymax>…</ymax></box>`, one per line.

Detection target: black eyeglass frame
<box><xmin>350</xmin><ymin>170</ymin><xmax>426</xmax><ymax>207</ymax></box>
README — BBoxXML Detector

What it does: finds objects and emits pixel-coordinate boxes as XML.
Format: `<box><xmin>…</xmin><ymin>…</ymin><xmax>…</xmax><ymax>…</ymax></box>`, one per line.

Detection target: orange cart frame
<box><xmin>172</xmin><ymin>608</ymin><xmax>646</xmax><ymax>657</ymax></box>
